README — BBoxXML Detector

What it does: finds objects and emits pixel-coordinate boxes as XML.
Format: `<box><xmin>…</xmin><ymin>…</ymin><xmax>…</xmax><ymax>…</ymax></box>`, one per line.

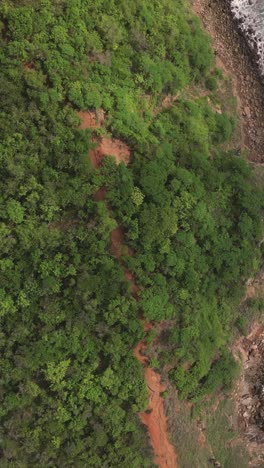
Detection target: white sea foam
<box><xmin>230</xmin><ymin>0</ymin><xmax>264</xmax><ymax>73</ymax></box>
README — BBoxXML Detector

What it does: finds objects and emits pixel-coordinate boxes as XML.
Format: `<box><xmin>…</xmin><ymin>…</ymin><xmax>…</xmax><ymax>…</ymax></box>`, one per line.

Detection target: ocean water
<box><xmin>230</xmin><ymin>0</ymin><xmax>264</xmax><ymax>73</ymax></box>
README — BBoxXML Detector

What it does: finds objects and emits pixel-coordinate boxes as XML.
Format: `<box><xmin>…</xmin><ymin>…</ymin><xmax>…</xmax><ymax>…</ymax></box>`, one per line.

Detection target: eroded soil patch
<box><xmin>78</xmin><ymin>109</ymin><xmax>105</xmax><ymax>129</ymax></box>
<box><xmin>78</xmin><ymin>110</ymin><xmax>130</xmax><ymax>166</ymax></box>
<box><xmin>89</xmin><ymin>137</ymin><xmax>130</xmax><ymax>167</ymax></box>
<box><xmin>99</xmin><ymin>137</ymin><xmax>130</xmax><ymax>165</ymax></box>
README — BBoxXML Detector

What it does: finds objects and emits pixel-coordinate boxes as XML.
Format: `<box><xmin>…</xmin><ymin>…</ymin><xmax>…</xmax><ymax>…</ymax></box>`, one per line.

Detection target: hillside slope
<box><xmin>0</xmin><ymin>1</ymin><xmax>263</xmax><ymax>466</ymax></box>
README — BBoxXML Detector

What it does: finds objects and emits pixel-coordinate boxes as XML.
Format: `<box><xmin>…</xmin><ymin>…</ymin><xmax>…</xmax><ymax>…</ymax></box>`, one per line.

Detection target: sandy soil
<box><xmin>79</xmin><ymin>111</ymin><xmax>177</xmax><ymax>467</ymax></box>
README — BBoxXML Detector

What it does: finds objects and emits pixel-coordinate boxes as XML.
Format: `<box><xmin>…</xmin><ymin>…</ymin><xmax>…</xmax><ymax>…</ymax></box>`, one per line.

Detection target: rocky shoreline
<box><xmin>233</xmin><ymin>317</ymin><xmax>264</xmax><ymax>466</ymax></box>
<box><xmin>192</xmin><ymin>0</ymin><xmax>264</xmax><ymax>163</ymax></box>
<box><xmin>230</xmin><ymin>0</ymin><xmax>264</xmax><ymax>76</ymax></box>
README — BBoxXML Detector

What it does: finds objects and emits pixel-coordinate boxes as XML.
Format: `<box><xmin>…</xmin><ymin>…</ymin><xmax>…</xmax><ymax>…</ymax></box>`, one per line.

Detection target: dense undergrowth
<box><xmin>104</xmin><ymin>102</ymin><xmax>262</xmax><ymax>400</ymax></box>
<box><xmin>0</xmin><ymin>0</ymin><xmax>263</xmax><ymax>466</ymax></box>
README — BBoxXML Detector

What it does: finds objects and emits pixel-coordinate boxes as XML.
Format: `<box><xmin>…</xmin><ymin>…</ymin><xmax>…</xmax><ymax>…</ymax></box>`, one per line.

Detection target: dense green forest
<box><xmin>0</xmin><ymin>0</ymin><xmax>263</xmax><ymax>466</ymax></box>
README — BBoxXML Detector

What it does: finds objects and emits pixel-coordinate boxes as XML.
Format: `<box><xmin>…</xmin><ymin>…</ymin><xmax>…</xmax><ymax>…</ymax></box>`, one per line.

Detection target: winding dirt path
<box><xmin>134</xmin><ymin>322</ymin><xmax>177</xmax><ymax>468</ymax></box>
<box><xmin>79</xmin><ymin>111</ymin><xmax>177</xmax><ymax>468</ymax></box>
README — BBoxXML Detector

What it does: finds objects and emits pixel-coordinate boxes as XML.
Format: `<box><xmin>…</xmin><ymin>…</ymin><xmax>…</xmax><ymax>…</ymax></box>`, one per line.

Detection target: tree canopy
<box><xmin>0</xmin><ymin>0</ymin><xmax>263</xmax><ymax>466</ymax></box>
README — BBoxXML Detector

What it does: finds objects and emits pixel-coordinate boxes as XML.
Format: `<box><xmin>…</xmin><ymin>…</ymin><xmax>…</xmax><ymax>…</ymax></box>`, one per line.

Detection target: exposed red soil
<box><xmin>110</xmin><ymin>229</ymin><xmax>177</xmax><ymax>467</ymax></box>
<box><xmin>89</xmin><ymin>141</ymin><xmax>104</xmax><ymax>169</ymax></box>
<box><xmin>94</xmin><ymin>187</ymin><xmax>106</xmax><ymax>202</ymax></box>
<box><xmin>99</xmin><ymin>137</ymin><xmax>130</xmax><ymax>165</ymax></box>
<box><xmin>141</xmin><ymin>371</ymin><xmax>177</xmax><ymax>468</ymax></box>
<box><xmin>23</xmin><ymin>62</ymin><xmax>34</xmax><ymax>70</ymax></box>
<box><xmin>125</xmin><ymin>270</ymin><xmax>139</xmax><ymax>297</ymax></box>
<box><xmin>89</xmin><ymin>137</ymin><xmax>130</xmax><ymax>168</ymax></box>
<box><xmin>78</xmin><ymin>109</ymin><xmax>105</xmax><ymax>130</ymax></box>
<box><xmin>78</xmin><ymin>111</ymin><xmax>98</xmax><ymax>129</ymax></box>
<box><xmin>80</xmin><ymin>113</ymin><xmax>177</xmax><ymax>468</ymax></box>
<box><xmin>78</xmin><ymin>110</ymin><xmax>130</xmax><ymax>166</ymax></box>
<box><xmin>134</xmin><ymin>329</ymin><xmax>177</xmax><ymax>468</ymax></box>
<box><xmin>111</xmin><ymin>226</ymin><xmax>124</xmax><ymax>260</ymax></box>
<box><xmin>110</xmin><ymin>226</ymin><xmax>140</xmax><ymax>295</ymax></box>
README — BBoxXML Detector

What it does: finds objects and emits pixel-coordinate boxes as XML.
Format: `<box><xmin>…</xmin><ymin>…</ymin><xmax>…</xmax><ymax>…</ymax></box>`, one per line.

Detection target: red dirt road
<box><xmin>134</xmin><ymin>322</ymin><xmax>177</xmax><ymax>468</ymax></box>
<box><xmin>111</xmin><ymin>226</ymin><xmax>124</xmax><ymax>260</ymax></box>
<box><xmin>79</xmin><ymin>111</ymin><xmax>177</xmax><ymax>468</ymax></box>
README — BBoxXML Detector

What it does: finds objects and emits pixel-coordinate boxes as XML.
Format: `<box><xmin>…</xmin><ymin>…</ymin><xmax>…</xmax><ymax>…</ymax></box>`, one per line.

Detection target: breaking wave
<box><xmin>230</xmin><ymin>0</ymin><xmax>264</xmax><ymax>74</ymax></box>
